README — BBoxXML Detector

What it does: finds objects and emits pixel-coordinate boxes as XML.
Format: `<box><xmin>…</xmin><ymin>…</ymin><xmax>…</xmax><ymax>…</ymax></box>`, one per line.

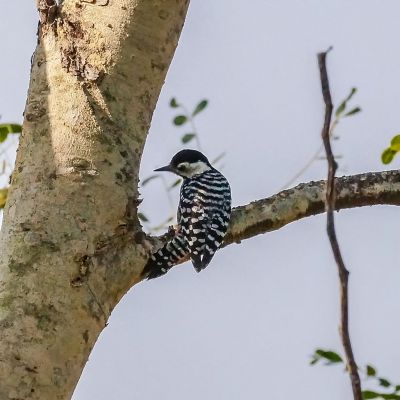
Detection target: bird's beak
<box><xmin>154</xmin><ymin>164</ymin><xmax>173</xmax><ymax>172</ymax></box>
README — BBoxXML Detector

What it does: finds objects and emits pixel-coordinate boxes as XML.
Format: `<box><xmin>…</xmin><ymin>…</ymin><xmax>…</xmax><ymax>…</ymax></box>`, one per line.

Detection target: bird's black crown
<box><xmin>170</xmin><ymin>149</ymin><xmax>211</xmax><ymax>167</ymax></box>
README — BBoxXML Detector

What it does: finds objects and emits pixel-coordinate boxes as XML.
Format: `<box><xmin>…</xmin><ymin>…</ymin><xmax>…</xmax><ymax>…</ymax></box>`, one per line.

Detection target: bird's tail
<box><xmin>141</xmin><ymin>234</ymin><xmax>188</xmax><ymax>279</ymax></box>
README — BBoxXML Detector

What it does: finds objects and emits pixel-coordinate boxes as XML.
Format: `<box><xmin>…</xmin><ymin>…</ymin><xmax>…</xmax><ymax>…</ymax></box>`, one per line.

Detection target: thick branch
<box><xmin>318</xmin><ymin>50</ymin><xmax>362</xmax><ymax>400</ymax></box>
<box><xmin>223</xmin><ymin>170</ymin><xmax>400</xmax><ymax>247</ymax></box>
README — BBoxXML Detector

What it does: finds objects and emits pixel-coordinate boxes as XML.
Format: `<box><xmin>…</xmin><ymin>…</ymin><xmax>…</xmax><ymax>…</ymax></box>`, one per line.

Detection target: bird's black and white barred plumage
<box><xmin>142</xmin><ymin>150</ymin><xmax>231</xmax><ymax>279</ymax></box>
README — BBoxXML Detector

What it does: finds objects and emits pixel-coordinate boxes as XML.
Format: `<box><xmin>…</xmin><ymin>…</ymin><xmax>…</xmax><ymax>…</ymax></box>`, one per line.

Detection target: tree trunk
<box><xmin>0</xmin><ymin>1</ymin><xmax>189</xmax><ymax>398</ymax></box>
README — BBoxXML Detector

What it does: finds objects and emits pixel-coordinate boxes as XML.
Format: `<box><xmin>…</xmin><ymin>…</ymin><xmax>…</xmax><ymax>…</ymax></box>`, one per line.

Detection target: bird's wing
<box><xmin>186</xmin><ymin>202</ymin><xmax>207</xmax><ymax>272</ymax></box>
<box><xmin>200</xmin><ymin>188</ymin><xmax>231</xmax><ymax>270</ymax></box>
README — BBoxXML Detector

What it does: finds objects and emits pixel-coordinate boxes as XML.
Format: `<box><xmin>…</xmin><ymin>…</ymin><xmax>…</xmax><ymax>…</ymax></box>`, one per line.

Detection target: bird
<box><xmin>142</xmin><ymin>149</ymin><xmax>231</xmax><ymax>279</ymax></box>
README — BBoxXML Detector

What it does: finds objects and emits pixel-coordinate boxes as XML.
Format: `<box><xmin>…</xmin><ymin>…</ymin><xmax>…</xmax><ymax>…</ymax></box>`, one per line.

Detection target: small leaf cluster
<box><xmin>330</xmin><ymin>87</ymin><xmax>361</xmax><ymax>143</ymax></box>
<box><xmin>139</xmin><ymin>97</ymin><xmax>214</xmax><ymax>230</ymax></box>
<box><xmin>281</xmin><ymin>86</ymin><xmax>361</xmax><ymax>190</ymax></box>
<box><xmin>334</xmin><ymin>87</ymin><xmax>361</xmax><ymax>119</ymax></box>
<box><xmin>310</xmin><ymin>348</ymin><xmax>400</xmax><ymax>399</ymax></box>
<box><xmin>362</xmin><ymin>365</ymin><xmax>400</xmax><ymax>400</ymax></box>
<box><xmin>170</xmin><ymin>97</ymin><xmax>208</xmax><ymax>145</ymax></box>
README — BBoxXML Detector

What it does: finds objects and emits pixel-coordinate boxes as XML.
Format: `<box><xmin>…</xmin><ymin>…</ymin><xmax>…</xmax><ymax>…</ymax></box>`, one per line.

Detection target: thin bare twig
<box><xmin>318</xmin><ymin>49</ymin><xmax>362</xmax><ymax>400</ymax></box>
<box><xmin>279</xmin><ymin>143</ymin><xmax>323</xmax><ymax>190</ymax></box>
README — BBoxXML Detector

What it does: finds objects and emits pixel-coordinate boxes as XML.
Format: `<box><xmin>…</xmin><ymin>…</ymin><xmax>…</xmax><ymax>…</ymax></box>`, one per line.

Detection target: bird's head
<box><xmin>154</xmin><ymin>149</ymin><xmax>212</xmax><ymax>178</ymax></box>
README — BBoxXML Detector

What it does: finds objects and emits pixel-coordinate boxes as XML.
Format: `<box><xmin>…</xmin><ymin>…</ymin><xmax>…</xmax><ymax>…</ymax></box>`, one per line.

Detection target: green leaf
<box><xmin>0</xmin><ymin>123</ymin><xmax>22</xmax><ymax>143</ymax></box>
<box><xmin>381</xmin><ymin>394</ymin><xmax>400</xmax><ymax>400</ymax></box>
<box><xmin>181</xmin><ymin>133</ymin><xmax>196</xmax><ymax>144</ymax></box>
<box><xmin>168</xmin><ymin>178</ymin><xmax>181</xmax><ymax>191</ymax></box>
<box><xmin>381</xmin><ymin>148</ymin><xmax>397</xmax><ymax>164</ymax></box>
<box><xmin>335</xmin><ymin>87</ymin><xmax>358</xmax><ymax>117</ymax></box>
<box><xmin>362</xmin><ymin>390</ymin><xmax>380</xmax><ymax>399</ymax></box>
<box><xmin>0</xmin><ymin>188</ymin><xmax>8</xmax><ymax>209</ymax></box>
<box><xmin>366</xmin><ymin>365</ymin><xmax>377</xmax><ymax>377</ymax></box>
<box><xmin>344</xmin><ymin>107</ymin><xmax>361</xmax><ymax>117</ymax></box>
<box><xmin>310</xmin><ymin>349</ymin><xmax>343</xmax><ymax>365</ymax></box>
<box><xmin>335</xmin><ymin>101</ymin><xmax>347</xmax><ymax>117</ymax></box>
<box><xmin>346</xmin><ymin>87</ymin><xmax>357</xmax><ymax>101</ymax></box>
<box><xmin>391</xmin><ymin>135</ymin><xmax>400</xmax><ymax>145</ymax></box>
<box><xmin>390</xmin><ymin>135</ymin><xmax>400</xmax><ymax>151</ymax></box>
<box><xmin>315</xmin><ymin>349</ymin><xmax>343</xmax><ymax>364</ymax></box>
<box><xmin>0</xmin><ymin>123</ymin><xmax>22</xmax><ymax>134</ymax></box>
<box><xmin>138</xmin><ymin>212</ymin><xmax>149</xmax><ymax>222</ymax></box>
<box><xmin>379</xmin><ymin>378</ymin><xmax>392</xmax><ymax>388</ymax></box>
<box><xmin>362</xmin><ymin>392</ymin><xmax>400</xmax><ymax>400</ymax></box>
<box><xmin>173</xmin><ymin>115</ymin><xmax>188</xmax><ymax>126</ymax></box>
<box><xmin>141</xmin><ymin>175</ymin><xmax>159</xmax><ymax>186</ymax></box>
<box><xmin>192</xmin><ymin>100</ymin><xmax>208</xmax><ymax>116</ymax></box>
<box><xmin>395</xmin><ymin>385</ymin><xmax>400</xmax><ymax>393</ymax></box>
<box><xmin>170</xmin><ymin>98</ymin><xmax>179</xmax><ymax>108</ymax></box>
<box><xmin>0</xmin><ymin>131</ymin><xmax>7</xmax><ymax>143</ymax></box>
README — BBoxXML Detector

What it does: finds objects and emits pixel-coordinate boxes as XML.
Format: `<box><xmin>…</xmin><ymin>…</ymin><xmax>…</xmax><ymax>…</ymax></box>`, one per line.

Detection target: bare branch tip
<box><xmin>318</xmin><ymin>48</ymin><xmax>362</xmax><ymax>400</ymax></box>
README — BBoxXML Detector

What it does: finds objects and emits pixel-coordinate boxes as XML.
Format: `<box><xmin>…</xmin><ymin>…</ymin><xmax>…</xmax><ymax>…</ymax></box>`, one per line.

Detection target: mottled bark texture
<box><xmin>224</xmin><ymin>170</ymin><xmax>400</xmax><ymax>246</ymax></box>
<box><xmin>0</xmin><ymin>1</ymin><xmax>190</xmax><ymax>399</ymax></box>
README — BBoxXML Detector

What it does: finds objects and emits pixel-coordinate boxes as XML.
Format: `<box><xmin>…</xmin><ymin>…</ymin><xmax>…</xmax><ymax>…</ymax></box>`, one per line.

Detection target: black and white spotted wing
<box><xmin>142</xmin><ymin>168</ymin><xmax>231</xmax><ymax>279</ymax></box>
<box><xmin>180</xmin><ymin>169</ymin><xmax>231</xmax><ymax>272</ymax></box>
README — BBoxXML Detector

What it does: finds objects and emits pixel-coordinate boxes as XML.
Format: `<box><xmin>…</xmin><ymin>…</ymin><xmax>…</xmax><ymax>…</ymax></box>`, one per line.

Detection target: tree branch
<box><xmin>96</xmin><ymin>168</ymin><xmax>400</xmax><ymax>300</ymax></box>
<box><xmin>318</xmin><ymin>50</ymin><xmax>362</xmax><ymax>399</ymax></box>
<box><xmin>222</xmin><ymin>169</ymin><xmax>400</xmax><ymax>247</ymax></box>
<box><xmin>145</xmin><ymin>169</ymin><xmax>400</xmax><ymax>274</ymax></box>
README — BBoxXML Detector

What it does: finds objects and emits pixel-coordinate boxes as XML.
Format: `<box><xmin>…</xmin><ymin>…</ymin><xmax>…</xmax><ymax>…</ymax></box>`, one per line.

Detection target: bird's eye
<box><xmin>177</xmin><ymin>164</ymin><xmax>186</xmax><ymax>170</ymax></box>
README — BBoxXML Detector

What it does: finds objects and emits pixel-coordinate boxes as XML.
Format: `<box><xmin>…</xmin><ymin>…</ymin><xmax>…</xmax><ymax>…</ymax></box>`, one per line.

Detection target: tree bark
<box><xmin>1</xmin><ymin>2</ymin><xmax>400</xmax><ymax>400</ymax></box>
<box><xmin>223</xmin><ymin>170</ymin><xmax>400</xmax><ymax>246</ymax></box>
<box><xmin>0</xmin><ymin>1</ymin><xmax>189</xmax><ymax>399</ymax></box>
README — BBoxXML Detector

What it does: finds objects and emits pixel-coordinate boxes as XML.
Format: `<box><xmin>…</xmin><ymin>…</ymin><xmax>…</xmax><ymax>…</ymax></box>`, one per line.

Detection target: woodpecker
<box><xmin>142</xmin><ymin>149</ymin><xmax>231</xmax><ymax>279</ymax></box>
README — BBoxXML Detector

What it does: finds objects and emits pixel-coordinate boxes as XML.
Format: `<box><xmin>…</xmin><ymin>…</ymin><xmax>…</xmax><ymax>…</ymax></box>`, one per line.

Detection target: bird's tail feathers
<box><xmin>141</xmin><ymin>235</ymin><xmax>188</xmax><ymax>280</ymax></box>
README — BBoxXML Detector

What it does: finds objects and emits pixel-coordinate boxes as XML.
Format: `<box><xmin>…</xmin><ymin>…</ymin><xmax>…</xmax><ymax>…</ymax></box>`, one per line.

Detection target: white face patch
<box><xmin>176</xmin><ymin>160</ymin><xmax>211</xmax><ymax>178</ymax></box>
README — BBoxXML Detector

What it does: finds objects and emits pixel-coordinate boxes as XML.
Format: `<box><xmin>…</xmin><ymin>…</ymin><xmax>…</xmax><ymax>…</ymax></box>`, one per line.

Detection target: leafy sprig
<box><xmin>280</xmin><ymin>87</ymin><xmax>361</xmax><ymax>190</ymax></box>
<box><xmin>0</xmin><ymin>121</ymin><xmax>22</xmax><ymax>209</ymax></box>
<box><xmin>139</xmin><ymin>98</ymin><xmax>225</xmax><ymax>231</ymax></box>
<box><xmin>310</xmin><ymin>348</ymin><xmax>400</xmax><ymax>400</ymax></box>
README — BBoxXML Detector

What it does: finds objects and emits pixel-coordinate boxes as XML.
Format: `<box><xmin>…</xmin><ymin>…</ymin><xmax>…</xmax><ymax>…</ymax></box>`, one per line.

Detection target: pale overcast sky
<box><xmin>1</xmin><ymin>1</ymin><xmax>400</xmax><ymax>399</ymax></box>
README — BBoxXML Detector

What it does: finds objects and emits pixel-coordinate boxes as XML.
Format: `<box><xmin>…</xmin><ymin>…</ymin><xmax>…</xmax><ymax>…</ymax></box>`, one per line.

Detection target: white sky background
<box><xmin>1</xmin><ymin>1</ymin><xmax>400</xmax><ymax>399</ymax></box>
